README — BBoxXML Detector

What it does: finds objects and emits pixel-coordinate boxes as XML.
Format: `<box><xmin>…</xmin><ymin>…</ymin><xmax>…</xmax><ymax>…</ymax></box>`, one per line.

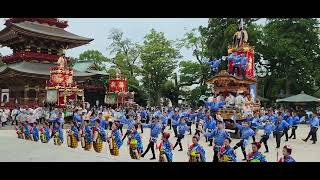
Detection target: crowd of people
<box><xmin>3</xmin><ymin>102</ymin><xmax>320</xmax><ymax>162</ymax></box>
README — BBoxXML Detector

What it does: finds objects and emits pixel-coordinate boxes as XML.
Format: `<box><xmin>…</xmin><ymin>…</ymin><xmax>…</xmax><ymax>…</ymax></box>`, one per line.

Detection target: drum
<box><xmin>40</xmin><ymin>133</ymin><xmax>47</xmax><ymax>143</ymax></box>
<box><xmin>93</xmin><ymin>135</ymin><xmax>103</xmax><ymax>153</ymax></box>
<box><xmin>109</xmin><ymin>137</ymin><xmax>119</xmax><ymax>156</ymax></box>
<box><xmin>70</xmin><ymin>134</ymin><xmax>78</xmax><ymax>148</ymax></box>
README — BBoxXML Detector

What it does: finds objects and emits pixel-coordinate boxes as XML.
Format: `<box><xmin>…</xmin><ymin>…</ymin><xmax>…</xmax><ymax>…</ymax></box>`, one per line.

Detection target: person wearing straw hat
<box><xmin>278</xmin><ymin>145</ymin><xmax>296</xmax><ymax>162</ymax></box>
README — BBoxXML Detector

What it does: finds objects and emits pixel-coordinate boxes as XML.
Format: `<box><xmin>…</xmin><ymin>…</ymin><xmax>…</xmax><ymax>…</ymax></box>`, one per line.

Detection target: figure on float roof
<box><xmin>57</xmin><ymin>52</ymin><xmax>67</xmax><ymax>69</ymax></box>
<box><xmin>233</xmin><ymin>19</ymin><xmax>248</xmax><ymax>48</ymax></box>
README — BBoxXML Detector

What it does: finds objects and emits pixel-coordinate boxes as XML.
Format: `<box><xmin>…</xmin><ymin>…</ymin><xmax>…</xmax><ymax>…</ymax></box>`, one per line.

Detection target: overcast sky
<box><xmin>0</xmin><ymin>18</ymin><xmax>210</xmax><ymax>61</ymax></box>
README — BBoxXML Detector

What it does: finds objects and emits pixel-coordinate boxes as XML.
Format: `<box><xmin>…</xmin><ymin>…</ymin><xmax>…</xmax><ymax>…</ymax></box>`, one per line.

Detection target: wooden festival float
<box><xmin>105</xmin><ymin>69</ymin><xmax>135</xmax><ymax>108</ymax></box>
<box><xmin>206</xmin><ymin>21</ymin><xmax>260</xmax><ymax>137</ymax></box>
<box><xmin>45</xmin><ymin>56</ymin><xmax>84</xmax><ymax>119</ymax></box>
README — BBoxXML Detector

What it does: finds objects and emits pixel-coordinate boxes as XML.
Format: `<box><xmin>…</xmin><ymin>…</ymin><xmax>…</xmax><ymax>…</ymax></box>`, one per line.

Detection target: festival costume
<box><xmin>289</xmin><ymin>115</ymin><xmax>300</xmax><ymax>139</ymax></box>
<box><xmin>219</xmin><ymin>145</ymin><xmax>237</xmax><ymax>162</ymax></box>
<box><xmin>247</xmin><ymin>151</ymin><xmax>267</xmax><ymax>162</ymax></box>
<box><xmin>205</xmin><ymin>128</ymin><xmax>230</xmax><ymax>162</ymax></box>
<box><xmin>171</xmin><ymin>114</ymin><xmax>180</xmax><ymax>137</ymax></box>
<box><xmin>188</xmin><ymin>143</ymin><xmax>206</xmax><ymax>162</ymax></box>
<box><xmin>157</xmin><ymin>140</ymin><xmax>173</xmax><ymax>162</ymax></box>
<box><xmin>141</xmin><ymin>122</ymin><xmax>162</xmax><ymax>159</ymax></box>
<box><xmin>93</xmin><ymin>126</ymin><xmax>106</xmax><ymax>153</ymax></box>
<box><xmin>233</xmin><ymin>123</ymin><xmax>255</xmax><ymax>159</ymax></box>
<box><xmin>32</xmin><ymin>126</ymin><xmax>39</xmax><ymax>142</ymax></box>
<box><xmin>81</xmin><ymin>126</ymin><xmax>93</xmax><ymax>151</ymax></box>
<box><xmin>304</xmin><ymin>116</ymin><xmax>319</xmax><ymax>143</ymax></box>
<box><xmin>108</xmin><ymin>128</ymin><xmax>123</xmax><ymax>156</ymax></box>
<box><xmin>257</xmin><ymin>123</ymin><xmax>275</xmax><ymax>152</ymax></box>
<box><xmin>278</xmin><ymin>155</ymin><xmax>296</xmax><ymax>162</ymax></box>
<box><xmin>52</xmin><ymin>126</ymin><xmax>64</xmax><ymax>146</ymax></box>
<box><xmin>40</xmin><ymin>127</ymin><xmax>51</xmax><ymax>143</ymax></box>
<box><xmin>16</xmin><ymin>124</ymin><xmax>24</xmax><ymax>139</ymax></box>
<box><xmin>173</xmin><ymin>122</ymin><xmax>189</xmax><ymax>151</ymax></box>
<box><xmin>67</xmin><ymin>125</ymin><xmax>80</xmax><ymax>148</ymax></box>
<box><xmin>127</xmin><ymin>131</ymin><xmax>143</xmax><ymax>159</ymax></box>
<box><xmin>23</xmin><ymin>123</ymin><xmax>32</xmax><ymax>140</ymax></box>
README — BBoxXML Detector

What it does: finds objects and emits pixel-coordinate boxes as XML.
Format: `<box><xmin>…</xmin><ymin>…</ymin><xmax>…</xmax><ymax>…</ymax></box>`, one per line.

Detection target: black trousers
<box><xmin>213</xmin><ymin>150</ymin><xmax>219</xmax><ymax>162</ymax></box>
<box><xmin>275</xmin><ymin>131</ymin><xmax>283</xmax><ymax>148</ymax></box>
<box><xmin>233</xmin><ymin>139</ymin><xmax>246</xmax><ymax>159</ymax></box>
<box><xmin>186</xmin><ymin>122</ymin><xmax>192</xmax><ymax>134</ymax></box>
<box><xmin>260</xmin><ymin>134</ymin><xmax>269</xmax><ymax>152</ymax></box>
<box><xmin>174</xmin><ymin>134</ymin><xmax>184</xmax><ymax>150</ymax></box>
<box><xmin>251</xmin><ymin>127</ymin><xmax>256</xmax><ymax>142</ymax></box>
<box><xmin>140</xmin><ymin>124</ymin><xmax>144</xmax><ymax>133</ymax></box>
<box><xmin>161</xmin><ymin>124</ymin><xmax>166</xmax><ymax>132</ymax></box>
<box><xmin>168</xmin><ymin>119</ymin><xmax>172</xmax><ymax>130</ymax></box>
<box><xmin>195</xmin><ymin>129</ymin><xmax>201</xmax><ymax>137</ymax></box>
<box><xmin>172</xmin><ymin>125</ymin><xmax>178</xmax><ymax>137</ymax></box>
<box><xmin>122</xmin><ymin>130</ymin><xmax>131</xmax><ymax>141</ymax></box>
<box><xmin>305</xmin><ymin>127</ymin><xmax>318</xmax><ymax>142</ymax></box>
<box><xmin>281</xmin><ymin>127</ymin><xmax>289</xmax><ymax>141</ymax></box>
<box><xmin>142</xmin><ymin>141</ymin><xmax>155</xmax><ymax>158</ymax></box>
<box><xmin>289</xmin><ymin>125</ymin><xmax>298</xmax><ymax>139</ymax></box>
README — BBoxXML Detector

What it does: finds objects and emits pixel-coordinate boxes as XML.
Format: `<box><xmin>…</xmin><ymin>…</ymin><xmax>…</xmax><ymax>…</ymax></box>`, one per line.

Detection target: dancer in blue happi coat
<box><xmin>274</xmin><ymin>113</ymin><xmax>290</xmax><ymax>148</ymax></box>
<box><xmin>51</xmin><ymin>121</ymin><xmax>64</xmax><ymax>145</ymax></box>
<box><xmin>233</xmin><ymin>119</ymin><xmax>255</xmax><ymax>160</ymax></box>
<box><xmin>141</xmin><ymin>116</ymin><xmax>162</xmax><ymax>160</ymax></box>
<box><xmin>289</xmin><ymin>111</ymin><xmax>301</xmax><ymax>139</ymax></box>
<box><xmin>173</xmin><ymin>116</ymin><xmax>190</xmax><ymax>151</ymax></box>
<box><xmin>160</xmin><ymin>111</ymin><xmax>169</xmax><ymax>132</ymax></box>
<box><xmin>303</xmin><ymin>111</ymin><xmax>319</xmax><ymax>144</ymax></box>
<box><xmin>257</xmin><ymin>120</ymin><xmax>275</xmax><ymax>153</ymax></box>
<box><xmin>171</xmin><ymin>110</ymin><xmax>180</xmax><ymax>137</ymax></box>
<box><xmin>203</xmin><ymin>111</ymin><xmax>216</xmax><ymax>146</ymax></box>
<box><xmin>204</xmin><ymin>120</ymin><xmax>230</xmax><ymax>162</ymax></box>
<box><xmin>121</xmin><ymin>114</ymin><xmax>136</xmax><ymax>142</ymax></box>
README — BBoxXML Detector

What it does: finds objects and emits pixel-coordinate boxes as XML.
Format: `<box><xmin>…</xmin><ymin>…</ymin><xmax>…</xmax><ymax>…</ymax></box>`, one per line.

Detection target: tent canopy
<box><xmin>276</xmin><ymin>91</ymin><xmax>320</xmax><ymax>103</ymax></box>
<box><xmin>257</xmin><ymin>95</ymin><xmax>269</xmax><ymax>102</ymax></box>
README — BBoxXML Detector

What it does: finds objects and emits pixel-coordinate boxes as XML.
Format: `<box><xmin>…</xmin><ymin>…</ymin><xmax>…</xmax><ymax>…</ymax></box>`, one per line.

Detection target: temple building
<box><xmin>0</xmin><ymin>18</ymin><xmax>107</xmax><ymax>108</ymax></box>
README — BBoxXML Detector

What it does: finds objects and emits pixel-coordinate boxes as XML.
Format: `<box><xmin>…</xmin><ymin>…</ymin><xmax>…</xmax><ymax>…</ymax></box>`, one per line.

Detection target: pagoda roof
<box><xmin>73</xmin><ymin>61</ymin><xmax>109</xmax><ymax>76</ymax></box>
<box><xmin>0</xmin><ymin>61</ymin><xmax>95</xmax><ymax>77</ymax></box>
<box><xmin>0</xmin><ymin>21</ymin><xmax>93</xmax><ymax>49</ymax></box>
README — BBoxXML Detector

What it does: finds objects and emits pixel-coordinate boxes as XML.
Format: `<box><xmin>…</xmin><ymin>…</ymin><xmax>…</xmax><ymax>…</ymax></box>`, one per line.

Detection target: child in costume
<box><xmin>278</xmin><ymin>145</ymin><xmax>296</xmax><ymax>162</ymax></box>
<box><xmin>203</xmin><ymin>111</ymin><xmax>216</xmax><ymax>146</ymax></box>
<box><xmin>67</xmin><ymin>121</ymin><xmax>80</xmax><ymax>148</ymax></box>
<box><xmin>51</xmin><ymin>121</ymin><xmax>64</xmax><ymax>145</ymax></box>
<box><xmin>81</xmin><ymin>120</ymin><xmax>93</xmax><ymax>151</ymax></box>
<box><xmin>23</xmin><ymin>121</ymin><xmax>32</xmax><ymax>140</ymax></box>
<box><xmin>233</xmin><ymin>120</ymin><xmax>255</xmax><ymax>160</ymax></box>
<box><xmin>188</xmin><ymin>135</ymin><xmax>206</xmax><ymax>162</ymax></box>
<box><xmin>173</xmin><ymin>116</ymin><xmax>190</xmax><ymax>151</ymax></box>
<box><xmin>247</xmin><ymin>142</ymin><xmax>267</xmax><ymax>162</ymax></box>
<box><xmin>219</xmin><ymin>137</ymin><xmax>237</xmax><ymax>162</ymax></box>
<box><xmin>31</xmin><ymin>122</ymin><xmax>39</xmax><ymax>142</ymax></box>
<box><xmin>127</xmin><ymin>124</ymin><xmax>143</xmax><ymax>159</ymax></box>
<box><xmin>204</xmin><ymin>120</ymin><xmax>230</xmax><ymax>162</ymax></box>
<box><xmin>157</xmin><ymin>132</ymin><xmax>173</xmax><ymax>162</ymax></box>
<box><xmin>93</xmin><ymin>119</ymin><xmax>107</xmax><ymax>153</ymax></box>
<box><xmin>108</xmin><ymin>121</ymin><xmax>123</xmax><ymax>156</ymax></box>
<box><xmin>16</xmin><ymin>121</ymin><xmax>24</xmax><ymax>139</ymax></box>
<box><xmin>141</xmin><ymin>117</ymin><xmax>162</xmax><ymax>160</ymax></box>
<box><xmin>40</xmin><ymin>122</ymin><xmax>51</xmax><ymax>143</ymax></box>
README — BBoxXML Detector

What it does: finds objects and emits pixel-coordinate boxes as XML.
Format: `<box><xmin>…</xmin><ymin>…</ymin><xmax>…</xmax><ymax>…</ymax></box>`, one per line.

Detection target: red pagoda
<box><xmin>105</xmin><ymin>69</ymin><xmax>135</xmax><ymax>107</ymax></box>
<box><xmin>0</xmin><ymin>18</ymin><xmax>106</xmax><ymax>108</ymax></box>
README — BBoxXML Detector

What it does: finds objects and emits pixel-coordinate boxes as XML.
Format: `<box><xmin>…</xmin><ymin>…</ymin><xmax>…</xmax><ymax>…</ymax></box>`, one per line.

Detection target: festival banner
<box><xmin>249</xmin><ymin>83</ymin><xmax>257</xmax><ymax>103</ymax></box>
<box><xmin>246</xmin><ymin>49</ymin><xmax>254</xmax><ymax>78</ymax></box>
<box><xmin>46</xmin><ymin>90</ymin><xmax>58</xmax><ymax>104</ymax></box>
<box><xmin>108</xmin><ymin>79</ymin><xmax>127</xmax><ymax>92</ymax></box>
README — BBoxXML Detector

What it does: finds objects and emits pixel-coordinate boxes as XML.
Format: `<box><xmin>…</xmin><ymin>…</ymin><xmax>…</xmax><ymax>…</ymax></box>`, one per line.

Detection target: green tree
<box><xmin>140</xmin><ymin>29</ymin><xmax>181</xmax><ymax>106</ymax></box>
<box><xmin>107</xmin><ymin>28</ymin><xmax>140</xmax><ymax>77</ymax></box>
<box><xmin>78</xmin><ymin>50</ymin><xmax>108</xmax><ymax>71</ymax></box>
<box><xmin>257</xmin><ymin>18</ymin><xmax>320</xmax><ymax>98</ymax></box>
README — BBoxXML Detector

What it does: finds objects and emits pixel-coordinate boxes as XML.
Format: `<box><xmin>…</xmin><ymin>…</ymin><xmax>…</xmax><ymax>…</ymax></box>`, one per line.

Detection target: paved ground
<box><xmin>0</xmin><ymin>123</ymin><xmax>319</xmax><ymax>162</ymax></box>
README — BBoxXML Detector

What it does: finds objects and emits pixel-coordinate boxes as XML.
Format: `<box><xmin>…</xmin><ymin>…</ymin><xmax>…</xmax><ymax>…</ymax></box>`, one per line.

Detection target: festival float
<box><xmin>206</xmin><ymin>20</ymin><xmax>260</xmax><ymax>137</ymax></box>
<box><xmin>105</xmin><ymin>69</ymin><xmax>135</xmax><ymax>108</ymax></box>
<box><xmin>45</xmin><ymin>55</ymin><xmax>84</xmax><ymax>116</ymax></box>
